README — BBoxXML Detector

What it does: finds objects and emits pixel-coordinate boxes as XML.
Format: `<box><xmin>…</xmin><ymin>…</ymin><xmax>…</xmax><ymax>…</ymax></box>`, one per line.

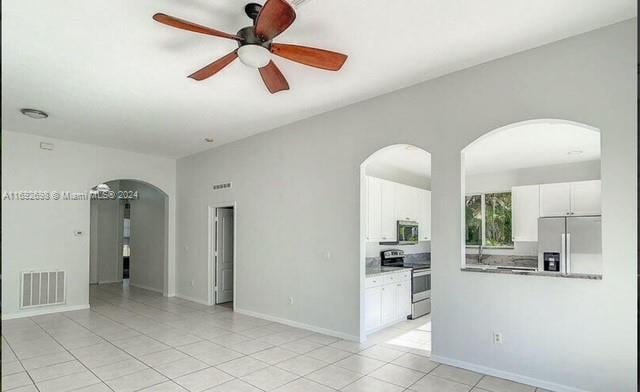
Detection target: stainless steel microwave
<box><xmin>397</xmin><ymin>220</ymin><xmax>419</xmax><ymax>244</ymax></box>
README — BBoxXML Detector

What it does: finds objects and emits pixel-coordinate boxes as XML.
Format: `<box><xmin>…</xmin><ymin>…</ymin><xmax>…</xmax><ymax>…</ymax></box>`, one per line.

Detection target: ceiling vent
<box><xmin>213</xmin><ymin>182</ymin><xmax>232</xmax><ymax>191</ymax></box>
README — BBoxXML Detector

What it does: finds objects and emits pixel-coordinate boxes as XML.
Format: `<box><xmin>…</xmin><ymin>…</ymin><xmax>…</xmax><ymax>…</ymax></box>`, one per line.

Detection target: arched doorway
<box><xmin>359</xmin><ymin>144</ymin><xmax>432</xmax><ymax>354</ymax></box>
<box><xmin>89</xmin><ymin>179</ymin><xmax>169</xmax><ymax>300</ymax></box>
<box><xmin>460</xmin><ymin>119</ymin><xmax>602</xmax><ymax>275</ymax></box>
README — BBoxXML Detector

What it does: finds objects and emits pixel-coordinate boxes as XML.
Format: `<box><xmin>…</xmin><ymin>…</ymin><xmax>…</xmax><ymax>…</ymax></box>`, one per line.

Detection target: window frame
<box><xmin>465</xmin><ymin>190</ymin><xmax>514</xmax><ymax>249</ymax></box>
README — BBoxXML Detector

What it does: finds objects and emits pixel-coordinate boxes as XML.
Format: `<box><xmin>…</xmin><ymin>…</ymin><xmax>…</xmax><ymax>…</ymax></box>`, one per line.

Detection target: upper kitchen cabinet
<box><xmin>512</xmin><ymin>185</ymin><xmax>540</xmax><ymax>241</ymax></box>
<box><xmin>379</xmin><ymin>179</ymin><xmax>397</xmax><ymax>241</ymax></box>
<box><xmin>539</xmin><ymin>183</ymin><xmax>571</xmax><ymax>216</ymax></box>
<box><xmin>539</xmin><ymin>180</ymin><xmax>601</xmax><ymax>217</ymax></box>
<box><xmin>394</xmin><ymin>183</ymin><xmax>419</xmax><ymax>221</ymax></box>
<box><xmin>418</xmin><ymin>190</ymin><xmax>431</xmax><ymax>240</ymax></box>
<box><xmin>365</xmin><ymin>176</ymin><xmax>430</xmax><ymax>242</ymax></box>
<box><xmin>570</xmin><ymin>180</ymin><xmax>601</xmax><ymax>215</ymax></box>
<box><xmin>366</xmin><ymin>176</ymin><xmax>382</xmax><ymax>241</ymax></box>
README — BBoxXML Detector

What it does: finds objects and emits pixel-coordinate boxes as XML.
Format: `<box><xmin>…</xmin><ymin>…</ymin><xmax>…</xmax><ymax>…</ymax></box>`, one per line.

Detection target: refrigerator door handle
<box><xmin>566</xmin><ymin>233</ymin><xmax>571</xmax><ymax>274</ymax></box>
<box><xmin>561</xmin><ymin>233</ymin><xmax>566</xmax><ymax>274</ymax></box>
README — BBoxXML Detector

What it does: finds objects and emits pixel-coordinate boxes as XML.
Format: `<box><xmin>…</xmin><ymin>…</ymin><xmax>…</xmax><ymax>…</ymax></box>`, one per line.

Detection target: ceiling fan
<box><xmin>153</xmin><ymin>0</ymin><xmax>348</xmax><ymax>94</ymax></box>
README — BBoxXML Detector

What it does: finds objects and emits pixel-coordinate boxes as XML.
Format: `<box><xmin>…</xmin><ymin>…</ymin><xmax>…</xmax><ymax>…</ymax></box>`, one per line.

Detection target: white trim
<box><xmin>97</xmin><ymin>280</ymin><xmax>122</xmax><ymax>284</ymax></box>
<box><xmin>235</xmin><ymin>307</ymin><xmax>360</xmax><ymax>342</ymax></box>
<box><xmin>129</xmin><ymin>283</ymin><xmax>163</xmax><ymax>294</ymax></box>
<box><xmin>430</xmin><ymin>354</ymin><xmax>588</xmax><ymax>392</ymax></box>
<box><xmin>174</xmin><ymin>293</ymin><xmax>210</xmax><ymax>306</ymax></box>
<box><xmin>208</xmin><ymin>202</ymin><xmax>237</xmax><ymax>309</ymax></box>
<box><xmin>2</xmin><ymin>304</ymin><xmax>90</xmax><ymax>320</ymax></box>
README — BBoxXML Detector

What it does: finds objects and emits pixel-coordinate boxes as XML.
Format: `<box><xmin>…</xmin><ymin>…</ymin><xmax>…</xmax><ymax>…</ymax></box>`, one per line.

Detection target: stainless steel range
<box><xmin>380</xmin><ymin>249</ymin><xmax>431</xmax><ymax>319</ymax></box>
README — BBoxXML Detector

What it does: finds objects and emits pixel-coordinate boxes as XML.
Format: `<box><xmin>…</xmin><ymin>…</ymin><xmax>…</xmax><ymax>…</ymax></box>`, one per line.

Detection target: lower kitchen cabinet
<box><xmin>365</xmin><ymin>286</ymin><xmax>382</xmax><ymax>332</ymax></box>
<box><xmin>365</xmin><ymin>271</ymin><xmax>411</xmax><ymax>334</ymax></box>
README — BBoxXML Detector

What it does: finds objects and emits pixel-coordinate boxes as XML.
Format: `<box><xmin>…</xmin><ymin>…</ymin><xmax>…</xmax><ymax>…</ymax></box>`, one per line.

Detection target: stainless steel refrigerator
<box><xmin>537</xmin><ymin>215</ymin><xmax>602</xmax><ymax>275</ymax></box>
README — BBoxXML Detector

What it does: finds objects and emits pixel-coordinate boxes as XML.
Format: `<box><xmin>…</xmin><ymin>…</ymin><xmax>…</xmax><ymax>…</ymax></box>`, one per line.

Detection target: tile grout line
<box><xmin>2</xmin><ymin>333</ymin><xmax>43</xmax><ymax>392</ymax></box>
<box><xmin>29</xmin><ymin>316</ymin><xmax>118</xmax><ymax>392</ymax></box>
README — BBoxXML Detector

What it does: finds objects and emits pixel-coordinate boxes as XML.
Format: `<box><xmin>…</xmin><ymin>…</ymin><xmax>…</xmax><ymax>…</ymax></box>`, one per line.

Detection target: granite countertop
<box><xmin>365</xmin><ymin>266</ymin><xmax>407</xmax><ymax>277</ymax></box>
<box><xmin>461</xmin><ymin>266</ymin><xmax>602</xmax><ymax>280</ymax></box>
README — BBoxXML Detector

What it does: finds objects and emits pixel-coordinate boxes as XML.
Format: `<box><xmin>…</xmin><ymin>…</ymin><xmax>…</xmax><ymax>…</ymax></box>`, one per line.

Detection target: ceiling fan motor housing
<box><xmin>244</xmin><ymin>3</ymin><xmax>263</xmax><ymax>21</ymax></box>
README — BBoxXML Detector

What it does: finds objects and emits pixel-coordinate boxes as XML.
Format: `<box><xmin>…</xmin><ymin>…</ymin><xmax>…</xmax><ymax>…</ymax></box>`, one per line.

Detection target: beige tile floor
<box><xmin>2</xmin><ymin>283</ymin><xmax>549</xmax><ymax>392</ymax></box>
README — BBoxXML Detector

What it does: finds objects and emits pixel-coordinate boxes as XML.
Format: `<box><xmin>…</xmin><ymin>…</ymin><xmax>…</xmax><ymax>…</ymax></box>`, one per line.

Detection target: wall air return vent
<box><xmin>21</xmin><ymin>271</ymin><xmax>66</xmax><ymax>308</ymax></box>
<box><xmin>212</xmin><ymin>182</ymin><xmax>232</xmax><ymax>191</ymax></box>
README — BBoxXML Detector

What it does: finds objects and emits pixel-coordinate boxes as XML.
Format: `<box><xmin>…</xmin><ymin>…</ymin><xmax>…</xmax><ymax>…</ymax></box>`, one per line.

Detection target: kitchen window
<box><xmin>465</xmin><ymin>192</ymin><xmax>513</xmax><ymax>247</ymax></box>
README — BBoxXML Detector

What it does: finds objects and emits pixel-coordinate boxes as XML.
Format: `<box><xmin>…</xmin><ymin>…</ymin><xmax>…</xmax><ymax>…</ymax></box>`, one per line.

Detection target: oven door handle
<box><xmin>413</xmin><ymin>270</ymin><xmax>430</xmax><ymax>277</ymax></box>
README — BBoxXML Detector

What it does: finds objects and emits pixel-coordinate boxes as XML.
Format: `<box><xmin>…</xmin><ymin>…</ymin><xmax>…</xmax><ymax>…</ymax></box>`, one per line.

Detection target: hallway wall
<box><xmin>123</xmin><ymin>180</ymin><xmax>167</xmax><ymax>293</ymax></box>
<box><xmin>1</xmin><ymin>132</ymin><xmax>177</xmax><ymax>318</ymax></box>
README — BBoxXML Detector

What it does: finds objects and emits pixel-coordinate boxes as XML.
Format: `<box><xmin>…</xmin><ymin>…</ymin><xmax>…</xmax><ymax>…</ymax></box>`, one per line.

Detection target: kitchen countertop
<box><xmin>461</xmin><ymin>266</ymin><xmax>602</xmax><ymax>280</ymax></box>
<box><xmin>365</xmin><ymin>266</ymin><xmax>407</xmax><ymax>277</ymax></box>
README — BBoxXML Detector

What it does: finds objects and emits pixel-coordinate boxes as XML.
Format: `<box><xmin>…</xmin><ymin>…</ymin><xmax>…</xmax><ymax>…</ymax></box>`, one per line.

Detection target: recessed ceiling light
<box><xmin>567</xmin><ymin>150</ymin><xmax>584</xmax><ymax>155</ymax></box>
<box><xmin>20</xmin><ymin>108</ymin><xmax>48</xmax><ymax>119</ymax></box>
<box><xmin>204</xmin><ymin>138</ymin><xmax>215</xmax><ymax>143</ymax></box>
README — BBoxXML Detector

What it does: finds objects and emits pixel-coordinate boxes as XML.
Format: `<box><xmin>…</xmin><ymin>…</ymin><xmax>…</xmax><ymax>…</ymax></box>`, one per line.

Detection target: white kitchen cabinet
<box><xmin>539</xmin><ymin>180</ymin><xmax>601</xmax><ymax>217</ymax></box>
<box><xmin>539</xmin><ymin>182</ymin><xmax>572</xmax><ymax>216</ymax></box>
<box><xmin>396</xmin><ymin>280</ymin><xmax>412</xmax><ymax>318</ymax></box>
<box><xmin>512</xmin><ymin>185</ymin><xmax>540</xmax><ymax>241</ymax></box>
<box><xmin>365</xmin><ymin>271</ymin><xmax>412</xmax><ymax>334</ymax></box>
<box><xmin>417</xmin><ymin>190</ymin><xmax>431</xmax><ymax>240</ymax></box>
<box><xmin>570</xmin><ymin>180</ymin><xmax>601</xmax><ymax>215</ymax></box>
<box><xmin>379</xmin><ymin>179</ymin><xmax>396</xmax><ymax>241</ymax></box>
<box><xmin>365</xmin><ymin>176</ymin><xmax>429</xmax><ymax>242</ymax></box>
<box><xmin>364</xmin><ymin>286</ymin><xmax>382</xmax><ymax>331</ymax></box>
<box><xmin>366</xmin><ymin>177</ymin><xmax>382</xmax><ymax>241</ymax></box>
<box><xmin>380</xmin><ymin>284</ymin><xmax>397</xmax><ymax>325</ymax></box>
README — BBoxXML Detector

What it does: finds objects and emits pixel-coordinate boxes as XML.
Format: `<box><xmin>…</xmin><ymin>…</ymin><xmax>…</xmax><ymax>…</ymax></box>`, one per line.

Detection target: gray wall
<box><xmin>90</xmin><ymin>180</ymin><xmax>124</xmax><ymax>284</ymax></box>
<box><xmin>123</xmin><ymin>180</ymin><xmax>168</xmax><ymax>293</ymax></box>
<box><xmin>466</xmin><ymin>159</ymin><xmax>600</xmax><ymax>194</ymax></box>
<box><xmin>176</xmin><ymin>20</ymin><xmax>636</xmax><ymax>391</ymax></box>
<box><xmin>365</xmin><ymin>167</ymin><xmax>431</xmax><ymax>190</ymax></box>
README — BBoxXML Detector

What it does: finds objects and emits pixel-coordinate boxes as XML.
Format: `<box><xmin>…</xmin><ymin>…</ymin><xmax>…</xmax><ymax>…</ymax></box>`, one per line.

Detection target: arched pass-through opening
<box><xmin>359</xmin><ymin>144</ymin><xmax>433</xmax><ymax>350</ymax></box>
<box><xmin>89</xmin><ymin>178</ymin><xmax>170</xmax><ymax>301</ymax></box>
<box><xmin>460</xmin><ymin>119</ymin><xmax>602</xmax><ymax>277</ymax></box>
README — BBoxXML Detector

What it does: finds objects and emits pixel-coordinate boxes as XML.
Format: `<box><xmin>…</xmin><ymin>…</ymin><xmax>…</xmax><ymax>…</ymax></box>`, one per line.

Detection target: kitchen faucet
<box><xmin>477</xmin><ymin>245</ymin><xmax>485</xmax><ymax>264</ymax></box>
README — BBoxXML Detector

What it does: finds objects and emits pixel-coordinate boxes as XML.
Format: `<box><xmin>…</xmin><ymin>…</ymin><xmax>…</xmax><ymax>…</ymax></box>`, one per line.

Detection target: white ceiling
<box><xmin>1</xmin><ymin>0</ymin><xmax>635</xmax><ymax>158</ymax></box>
<box><xmin>366</xmin><ymin>145</ymin><xmax>431</xmax><ymax>180</ymax></box>
<box><xmin>463</xmin><ymin>122</ymin><xmax>601</xmax><ymax>175</ymax></box>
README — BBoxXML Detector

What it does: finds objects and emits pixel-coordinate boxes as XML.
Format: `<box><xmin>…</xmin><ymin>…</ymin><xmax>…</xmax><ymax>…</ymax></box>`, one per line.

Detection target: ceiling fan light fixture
<box><xmin>237</xmin><ymin>44</ymin><xmax>271</xmax><ymax>68</ymax></box>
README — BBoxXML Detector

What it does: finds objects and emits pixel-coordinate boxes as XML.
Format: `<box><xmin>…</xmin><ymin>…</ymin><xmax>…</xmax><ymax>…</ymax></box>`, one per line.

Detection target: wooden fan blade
<box><xmin>255</xmin><ymin>0</ymin><xmax>296</xmax><ymax>41</ymax></box>
<box><xmin>153</xmin><ymin>13</ymin><xmax>241</xmax><ymax>41</ymax></box>
<box><xmin>188</xmin><ymin>51</ymin><xmax>238</xmax><ymax>81</ymax></box>
<box><xmin>271</xmin><ymin>43</ymin><xmax>347</xmax><ymax>71</ymax></box>
<box><xmin>259</xmin><ymin>61</ymin><xmax>289</xmax><ymax>94</ymax></box>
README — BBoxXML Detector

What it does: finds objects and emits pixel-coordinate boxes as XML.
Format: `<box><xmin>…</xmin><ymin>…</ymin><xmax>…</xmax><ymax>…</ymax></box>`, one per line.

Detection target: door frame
<box><xmin>208</xmin><ymin>202</ymin><xmax>237</xmax><ymax>308</ymax></box>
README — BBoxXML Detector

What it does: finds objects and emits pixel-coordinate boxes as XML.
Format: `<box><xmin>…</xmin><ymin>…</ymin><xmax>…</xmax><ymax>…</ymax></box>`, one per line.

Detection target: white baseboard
<box><xmin>2</xmin><ymin>304</ymin><xmax>90</xmax><ymax>320</ymax></box>
<box><xmin>129</xmin><ymin>283</ymin><xmax>163</xmax><ymax>294</ymax></box>
<box><xmin>430</xmin><ymin>354</ymin><xmax>586</xmax><ymax>392</ymax></box>
<box><xmin>174</xmin><ymin>293</ymin><xmax>210</xmax><ymax>306</ymax></box>
<box><xmin>235</xmin><ymin>307</ymin><xmax>360</xmax><ymax>342</ymax></box>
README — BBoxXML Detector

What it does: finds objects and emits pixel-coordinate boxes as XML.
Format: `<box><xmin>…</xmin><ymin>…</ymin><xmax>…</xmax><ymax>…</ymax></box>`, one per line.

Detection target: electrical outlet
<box><xmin>493</xmin><ymin>332</ymin><xmax>503</xmax><ymax>344</ymax></box>
<box><xmin>288</xmin><ymin>296</ymin><xmax>294</xmax><ymax>305</ymax></box>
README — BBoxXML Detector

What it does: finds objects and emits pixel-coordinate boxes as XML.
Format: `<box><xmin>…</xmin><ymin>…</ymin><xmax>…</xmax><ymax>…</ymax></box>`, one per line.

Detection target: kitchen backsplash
<box><xmin>465</xmin><ymin>254</ymin><xmax>537</xmax><ymax>268</ymax></box>
<box><xmin>366</xmin><ymin>252</ymin><xmax>430</xmax><ymax>268</ymax></box>
<box><xmin>366</xmin><ymin>240</ymin><xmax>430</xmax><ymax>258</ymax></box>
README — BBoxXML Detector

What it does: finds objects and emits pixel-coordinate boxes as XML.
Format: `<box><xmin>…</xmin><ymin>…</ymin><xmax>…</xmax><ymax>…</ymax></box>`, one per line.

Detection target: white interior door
<box><xmin>215</xmin><ymin>208</ymin><xmax>234</xmax><ymax>304</ymax></box>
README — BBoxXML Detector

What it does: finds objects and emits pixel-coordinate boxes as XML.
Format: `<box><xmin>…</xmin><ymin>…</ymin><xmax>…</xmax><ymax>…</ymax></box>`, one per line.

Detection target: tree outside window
<box><xmin>465</xmin><ymin>192</ymin><xmax>513</xmax><ymax>247</ymax></box>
